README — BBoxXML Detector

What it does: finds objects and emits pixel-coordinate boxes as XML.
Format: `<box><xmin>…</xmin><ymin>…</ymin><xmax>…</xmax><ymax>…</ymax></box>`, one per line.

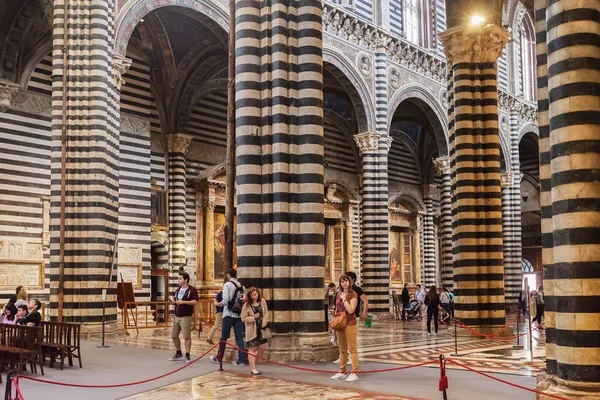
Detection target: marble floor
<box><xmin>90</xmin><ymin>314</ymin><xmax>546</xmax><ymax>377</ymax></box>
<box><xmin>123</xmin><ymin>371</ymin><xmax>425</xmax><ymax>400</ymax></box>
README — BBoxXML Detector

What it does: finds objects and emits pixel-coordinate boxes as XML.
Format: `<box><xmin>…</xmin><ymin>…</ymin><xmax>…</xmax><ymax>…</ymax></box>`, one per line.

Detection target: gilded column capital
<box><xmin>114</xmin><ymin>55</ymin><xmax>132</xmax><ymax>90</ymax></box>
<box><xmin>204</xmin><ymin>197</ymin><xmax>216</xmax><ymax>211</ymax></box>
<box><xmin>433</xmin><ymin>157</ymin><xmax>450</xmax><ymax>176</ymax></box>
<box><xmin>354</xmin><ymin>132</ymin><xmax>381</xmax><ymax>155</ymax></box>
<box><xmin>0</xmin><ymin>80</ymin><xmax>19</xmax><ymax>112</ymax></box>
<box><xmin>167</xmin><ymin>133</ymin><xmax>194</xmax><ymax>155</ymax></box>
<box><xmin>439</xmin><ymin>24</ymin><xmax>510</xmax><ymax>64</ymax></box>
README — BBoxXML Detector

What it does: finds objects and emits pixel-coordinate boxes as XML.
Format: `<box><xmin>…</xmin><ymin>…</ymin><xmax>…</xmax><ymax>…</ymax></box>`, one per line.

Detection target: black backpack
<box><xmin>227</xmin><ymin>280</ymin><xmax>245</xmax><ymax>314</ymax></box>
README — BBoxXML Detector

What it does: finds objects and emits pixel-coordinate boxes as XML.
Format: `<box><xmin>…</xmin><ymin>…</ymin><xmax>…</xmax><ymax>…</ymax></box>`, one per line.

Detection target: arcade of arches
<box><xmin>0</xmin><ymin>0</ymin><xmax>598</xmax><ymax>398</ymax></box>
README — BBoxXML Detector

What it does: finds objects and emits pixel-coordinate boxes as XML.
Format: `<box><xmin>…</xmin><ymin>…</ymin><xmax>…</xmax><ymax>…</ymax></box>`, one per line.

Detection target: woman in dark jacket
<box><xmin>424</xmin><ymin>285</ymin><xmax>440</xmax><ymax>336</ymax></box>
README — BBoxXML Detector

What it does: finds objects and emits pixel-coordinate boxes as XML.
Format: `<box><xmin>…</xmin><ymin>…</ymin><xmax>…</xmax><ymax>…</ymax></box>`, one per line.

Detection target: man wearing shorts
<box><xmin>169</xmin><ymin>272</ymin><xmax>199</xmax><ymax>362</ymax></box>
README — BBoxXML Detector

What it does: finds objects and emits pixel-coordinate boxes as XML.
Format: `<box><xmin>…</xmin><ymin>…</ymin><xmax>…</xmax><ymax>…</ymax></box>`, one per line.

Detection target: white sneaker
<box><xmin>427</xmin><ymin>333</ymin><xmax>431</xmax><ymax>337</ymax></box>
<box><xmin>345</xmin><ymin>373</ymin><xmax>359</xmax><ymax>382</ymax></box>
<box><xmin>333</xmin><ymin>358</ymin><xmax>341</xmax><ymax>364</ymax></box>
<box><xmin>331</xmin><ymin>373</ymin><xmax>346</xmax><ymax>380</ymax></box>
<box><xmin>435</xmin><ymin>333</ymin><xmax>438</xmax><ymax>336</ymax></box>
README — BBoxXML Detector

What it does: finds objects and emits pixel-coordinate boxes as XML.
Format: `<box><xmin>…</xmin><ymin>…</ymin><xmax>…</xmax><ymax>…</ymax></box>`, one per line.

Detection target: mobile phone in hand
<box><xmin>169</xmin><ymin>296</ymin><xmax>175</xmax><ymax>303</ymax></box>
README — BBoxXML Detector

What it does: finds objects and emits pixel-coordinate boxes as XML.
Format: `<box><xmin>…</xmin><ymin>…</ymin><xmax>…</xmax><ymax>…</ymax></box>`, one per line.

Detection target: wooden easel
<box><xmin>117</xmin><ymin>274</ymin><xmax>138</xmax><ymax>334</ymax></box>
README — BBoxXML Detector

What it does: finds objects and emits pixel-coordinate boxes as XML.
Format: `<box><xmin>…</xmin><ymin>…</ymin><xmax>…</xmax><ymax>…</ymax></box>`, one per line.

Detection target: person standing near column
<box><xmin>424</xmin><ymin>285</ymin><xmax>440</xmax><ymax>337</ymax></box>
<box><xmin>210</xmin><ymin>268</ymin><xmax>247</xmax><ymax>366</ymax></box>
<box><xmin>401</xmin><ymin>283</ymin><xmax>410</xmax><ymax>321</ymax></box>
<box><xmin>169</xmin><ymin>272</ymin><xmax>199</xmax><ymax>362</ymax></box>
<box><xmin>415</xmin><ymin>284</ymin><xmax>425</xmax><ymax>319</ymax></box>
<box><xmin>330</xmin><ymin>275</ymin><xmax>359</xmax><ymax>382</ymax></box>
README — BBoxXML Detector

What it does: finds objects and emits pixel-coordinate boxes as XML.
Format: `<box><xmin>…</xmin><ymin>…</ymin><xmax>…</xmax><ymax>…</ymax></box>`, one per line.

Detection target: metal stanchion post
<box><xmin>513</xmin><ymin>315</ymin><xmax>523</xmax><ymax>349</ymax></box>
<box><xmin>4</xmin><ymin>370</ymin><xmax>16</xmax><ymax>400</ymax></box>
<box><xmin>450</xmin><ymin>318</ymin><xmax>462</xmax><ymax>356</ymax></box>
<box><xmin>98</xmin><ymin>289</ymin><xmax>109</xmax><ymax>348</ymax></box>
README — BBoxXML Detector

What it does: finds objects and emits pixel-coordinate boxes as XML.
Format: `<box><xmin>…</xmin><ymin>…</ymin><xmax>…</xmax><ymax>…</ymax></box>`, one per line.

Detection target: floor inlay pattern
<box><xmin>122</xmin><ymin>372</ymin><xmax>425</xmax><ymax>400</ymax></box>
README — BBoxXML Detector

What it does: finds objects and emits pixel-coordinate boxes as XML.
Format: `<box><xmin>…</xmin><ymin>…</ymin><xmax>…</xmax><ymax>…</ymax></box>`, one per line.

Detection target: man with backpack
<box><xmin>210</xmin><ymin>268</ymin><xmax>247</xmax><ymax>366</ymax></box>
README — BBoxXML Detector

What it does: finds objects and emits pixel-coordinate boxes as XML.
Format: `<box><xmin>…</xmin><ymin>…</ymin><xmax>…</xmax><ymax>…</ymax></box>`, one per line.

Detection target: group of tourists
<box><xmin>402</xmin><ymin>283</ymin><xmax>453</xmax><ymax>334</ymax></box>
<box><xmin>1</xmin><ymin>286</ymin><xmax>43</xmax><ymax>327</ymax></box>
<box><xmin>169</xmin><ymin>269</ymin><xmax>272</xmax><ymax>376</ymax></box>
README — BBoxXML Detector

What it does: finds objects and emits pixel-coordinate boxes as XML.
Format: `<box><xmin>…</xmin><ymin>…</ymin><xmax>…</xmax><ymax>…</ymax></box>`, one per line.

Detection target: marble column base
<box><xmin>265</xmin><ymin>332</ymin><xmax>338</xmax><ymax>363</ymax></box>
<box><xmin>537</xmin><ymin>373</ymin><xmax>600</xmax><ymax>399</ymax></box>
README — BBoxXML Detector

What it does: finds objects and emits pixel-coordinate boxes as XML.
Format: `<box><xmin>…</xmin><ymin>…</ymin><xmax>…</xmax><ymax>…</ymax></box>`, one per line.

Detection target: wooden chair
<box><xmin>63</xmin><ymin>322</ymin><xmax>82</xmax><ymax>368</ymax></box>
<box><xmin>41</xmin><ymin>322</ymin><xmax>68</xmax><ymax>370</ymax></box>
<box><xmin>0</xmin><ymin>325</ymin><xmax>44</xmax><ymax>380</ymax></box>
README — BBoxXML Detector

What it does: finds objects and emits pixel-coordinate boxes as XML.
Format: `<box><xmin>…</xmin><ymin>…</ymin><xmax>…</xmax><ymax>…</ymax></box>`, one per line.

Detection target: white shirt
<box><xmin>222</xmin><ymin>278</ymin><xmax>245</xmax><ymax>318</ymax></box>
<box><xmin>416</xmin><ymin>289</ymin><xmax>425</xmax><ymax>302</ymax></box>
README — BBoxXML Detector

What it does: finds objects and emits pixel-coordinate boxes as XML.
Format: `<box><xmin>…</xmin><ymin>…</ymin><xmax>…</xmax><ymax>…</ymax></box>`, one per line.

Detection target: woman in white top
<box><xmin>439</xmin><ymin>287</ymin><xmax>451</xmax><ymax>322</ymax></box>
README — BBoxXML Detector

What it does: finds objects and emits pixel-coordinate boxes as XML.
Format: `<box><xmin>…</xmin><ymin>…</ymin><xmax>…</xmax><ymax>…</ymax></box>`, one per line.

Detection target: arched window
<box><xmin>403</xmin><ymin>0</ymin><xmax>421</xmax><ymax>45</ymax></box>
<box><xmin>519</xmin><ymin>14</ymin><xmax>536</xmax><ymax>101</ymax></box>
<box><xmin>522</xmin><ymin>259</ymin><xmax>534</xmax><ymax>273</ymax></box>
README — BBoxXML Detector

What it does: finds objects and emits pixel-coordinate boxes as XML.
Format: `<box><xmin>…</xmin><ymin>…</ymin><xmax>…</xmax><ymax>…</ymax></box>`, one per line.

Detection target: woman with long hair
<box><xmin>241</xmin><ymin>287</ymin><xmax>270</xmax><ymax>375</ymax></box>
<box><xmin>330</xmin><ymin>275</ymin><xmax>359</xmax><ymax>382</ymax></box>
<box><xmin>2</xmin><ymin>303</ymin><xmax>17</xmax><ymax>324</ymax></box>
<box><xmin>424</xmin><ymin>285</ymin><xmax>440</xmax><ymax>336</ymax></box>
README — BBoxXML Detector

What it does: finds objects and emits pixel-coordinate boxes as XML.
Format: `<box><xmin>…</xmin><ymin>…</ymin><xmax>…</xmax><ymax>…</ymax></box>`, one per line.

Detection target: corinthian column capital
<box><xmin>167</xmin><ymin>133</ymin><xmax>194</xmax><ymax>155</ymax></box>
<box><xmin>354</xmin><ymin>132</ymin><xmax>381</xmax><ymax>155</ymax></box>
<box><xmin>433</xmin><ymin>157</ymin><xmax>450</xmax><ymax>176</ymax></box>
<box><xmin>440</xmin><ymin>24</ymin><xmax>510</xmax><ymax>64</ymax></box>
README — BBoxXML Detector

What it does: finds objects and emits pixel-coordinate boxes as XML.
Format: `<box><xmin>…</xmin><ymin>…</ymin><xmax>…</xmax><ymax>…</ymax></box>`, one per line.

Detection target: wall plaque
<box><xmin>118</xmin><ymin>247</ymin><xmax>143</xmax><ymax>290</ymax></box>
<box><xmin>0</xmin><ymin>261</ymin><xmax>44</xmax><ymax>290</ymax></box>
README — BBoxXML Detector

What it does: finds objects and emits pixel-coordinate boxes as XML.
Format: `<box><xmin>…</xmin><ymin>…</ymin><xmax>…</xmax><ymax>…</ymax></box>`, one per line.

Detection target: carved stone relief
<box><xmin>0</xmin><ymin>81</ymin><xmax>19</xmax><ymax>112</ymax></box>
<box><xmin>118</xmin><ymin>246</ymin><xmax>143</xmax><ymax>290</ymax></box>
<box><xmin>0</xmin><ymin>240</ymin><xmax>44</xmax><ymax>290</ymax></box>
<box><xmin>357</xmin><ymin>53</ymin><xmax>373</xmax><ymax>77</ymax></box>
<box><xmin>121</xmin><ymin>115</ymin><xmax>150</xmax><ymax>134</ymax></box>
<box><xmin>10</xmin><ymin>90</ymin><xmax>51</xmax><ymax>116</ymax></box>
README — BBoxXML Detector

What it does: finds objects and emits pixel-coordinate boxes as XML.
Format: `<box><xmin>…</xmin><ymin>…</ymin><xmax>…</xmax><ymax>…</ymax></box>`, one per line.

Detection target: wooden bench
<box><xmin>0</xmin><ymin>324</ymin><xmax>44</xmax><ymax>383</ymax></box>
<box><xmin>41</xmin><ymin>321</ymin><xmax>82</xmax><ymax>370</ymax></box>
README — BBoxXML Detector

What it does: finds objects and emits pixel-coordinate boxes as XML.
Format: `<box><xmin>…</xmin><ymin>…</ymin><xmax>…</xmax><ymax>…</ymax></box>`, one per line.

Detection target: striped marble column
<box><xmin>503</xmin><ymin>111</ymin><xmax>523</xmax><ymax>307</ymax></box>
<box><xmin>440</xmin><ymin>24</ymin><xmax>510</xmax><ymax>327</ymax></box>
<box><xmin>234</xmin><ymin>0</ymin><xmax>329</xmax><ymax>352</ymax></box>
<box><xmin>422</xmin><ymin>184</ymin><xmax>437</xmax><ymax>286</ymax></box>
<box><xmin>167</xmin><ymin>134</ymin><xmax>193</xmax><ymax>268</ymax></box>
<box><xmin>355</xmin><ymin>132</ymin><xmax>390</xmax><ymax>314</ymax></box>
<box><xmin>538</xmin><ymin>1</ymin><xmax>600</xmax><ymax>396</ymax></box>
<box><xmin>533</xmin><ymin>0</ymin><xmax>555</xmax><ymax>386</ymax></box>
<box><xmin>49</xmin><ymin>0</ymin><xmax>120</xmax><ymax>323</ymax></box>
<box><xmin>355</xmin><ymin>39</ymin><xmax>392</xmax><ymax>315</ymax></box>
<box><xmin>434</xmin><ymin>157</ymin><xmax>453</xmax><ymax>289</ymax></box>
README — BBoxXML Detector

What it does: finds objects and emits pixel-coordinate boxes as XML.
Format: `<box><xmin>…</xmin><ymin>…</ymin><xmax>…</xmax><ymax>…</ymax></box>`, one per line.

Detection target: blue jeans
<box><xmin>218</xmin><ymin>316</ymin><xmax>246</xmax><ymax>364</ymax></box>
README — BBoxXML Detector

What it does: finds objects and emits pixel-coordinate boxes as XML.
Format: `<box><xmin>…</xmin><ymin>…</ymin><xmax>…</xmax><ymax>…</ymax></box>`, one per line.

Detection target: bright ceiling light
<box><xmin>470</xmin><ymin>15</ymin><xmax>485</xmax><ymax>26</ymax></box>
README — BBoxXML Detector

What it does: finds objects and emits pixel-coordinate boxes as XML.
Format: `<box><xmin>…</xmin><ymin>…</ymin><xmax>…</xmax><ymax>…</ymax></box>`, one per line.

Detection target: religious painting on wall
<box><xmin>151</xmin><ymin>186</ymin><xmax>168</xmax><ymax>231</ymax></box>
<box><xmin>214</xmin><ymin>213</ymin><xmax>237</xmax><ymax>281</ymax></box>
<box><xmin>389</xmin><ymin>230</ymin><xmax>402</xmax><ymax>283</ymax></box>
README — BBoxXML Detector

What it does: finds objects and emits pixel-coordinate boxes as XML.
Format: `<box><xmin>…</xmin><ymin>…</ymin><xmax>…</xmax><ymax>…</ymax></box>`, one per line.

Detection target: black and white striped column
<box><xmin>235</xmin><ymin>0</ymin><xmax>327</xmax><ymax>339</ymax></box>
<box><xmin>167</xmin><ymin>134</ymin><xmax>193</xmax><ymax>268</ymax></box>
<box><xmin>440</xmin><ymin>24</ymin><xmax>510</xmax><ymax>327</ymax></box>
<box><xmin>534</xmin><ymin>0</ymin><xmax>555</xmax><ymax>382</ymax></box>
<box><xmin>434</xmin><ymin>157</ymin><xmax>453</xmax><ymax>289</ymax></box>
<box><xmin>49</xmin><ymin>0</ymin><xmax>120</xmax><ymax>323</ymax></box>
<box><xmin>422</xmin><ymin>184</ymin><xmax>437</xmax><ymax>286</ymax></box>
<box><xmin>538</xmin><ymin>1</ymin><xmax>600</xmax><ymax>395</ymax></box>
<box><xmin>354</xmin><ymin>132</ymin><xmax>390</xmax><ymax>314</ymax></box>
<box><xmin>355</xmin><ymin>39</ymin><xmax>391</xmax><ymax>315</ymax></box>
<box><xmin>503</xmin><ymin>111</ymin><xmax>523</xmax><ymax>307</ymax></box>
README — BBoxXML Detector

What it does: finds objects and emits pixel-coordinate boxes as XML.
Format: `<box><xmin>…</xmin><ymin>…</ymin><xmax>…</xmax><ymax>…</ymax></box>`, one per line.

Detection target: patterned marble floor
<box><xmin>123</xmin><ymin>372</ymin><xmax>426</xmax><ymax>400</ymax></box>
<box><xmin>89</xmin><ymin>314</ymin><xmax>545</xmax><ymax>378</ymax></box>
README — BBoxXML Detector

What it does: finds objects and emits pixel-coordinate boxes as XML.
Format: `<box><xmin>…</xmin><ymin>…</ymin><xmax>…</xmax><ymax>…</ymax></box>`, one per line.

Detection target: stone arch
<box><xmin>179</xmin><ymin>78</ymin><xmax>228</xmax><ymax>133</ymax></box>
<box><xmin>323</xmin><ymin>46</ymin><xmax>375</xmax><ymax>134</ymax></box>
<box><xmin>115</xmin><ymin>0</ymin><xmax>229</xmax><ymax>57</ymax></box>
<box><xmin>388</xmin><ymin>84</ymin><xmax>449</xmax><ymax>157</ymax></box>
<box><xmin>197</xmin><ymin>162</ymin><xmax>226</xmax><ymax>182</ymax></box>
<box><xmin>499</xmin><ymin>129</ymin><xmax>512</xmax><ymax>172</ymax></box>
<box><xmin>389</xmin><ymin>192</ymin><xmax>426</xmax><ymax>213</ymax></box>
<box><xmin>19</xmin><ymin>40</ymin><xmax>52</xmax><ymax>89</ymax></box>
<box><xmin>518</xmin><ymin>122</ymin><xmax>539</xmax><ymax>142</ymax></box>
<box><xmin>324</xmin><ymin>179</ymin><xmax>360</xmax><ymax>203</ymax></box>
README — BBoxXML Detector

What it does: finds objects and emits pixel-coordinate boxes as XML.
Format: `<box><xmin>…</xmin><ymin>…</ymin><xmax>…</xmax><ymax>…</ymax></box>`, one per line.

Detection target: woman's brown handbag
<box><xmin>329</xmin><ymin>311</ymin><xmax>347</xmax><ymax>331</ymax></box>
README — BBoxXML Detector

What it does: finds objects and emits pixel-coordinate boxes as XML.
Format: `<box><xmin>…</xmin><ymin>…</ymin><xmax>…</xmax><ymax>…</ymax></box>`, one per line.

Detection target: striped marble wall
<box><xmin>0</xmin><ymin>105</ymin><xmax>52</xmax><ymax>302</ymax></box>
<box><xmin>26</xmin><ymin>54</ymin><xmax>52</xmax><ymax>96</ymax></box>
<box><xmin>389</xmin><ymin>0</ymin><xmax>403</xmax><ymax>37</ymax></box>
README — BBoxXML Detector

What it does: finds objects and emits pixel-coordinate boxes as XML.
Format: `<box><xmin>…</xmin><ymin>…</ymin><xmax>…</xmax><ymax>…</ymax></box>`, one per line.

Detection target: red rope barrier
<box><xmin>16</xmin><ymin>342</ymin><xmax>220</xmax><ymax>389</ymax></box>
<box><xmin>456</xmin><ymin>319</ymin><xmax>545</xmax><ymax>340</ymax></box>
<box><xmin>455</xmin><ymin>315</ymin><xmax>518</xmax><ymax>338</ymax></box>
<box><xmin>223</xmin><ymin>342</ymin><xmax>438</xmax><ymax>374</ymax></box>
<box><xmin>446</xmin><ymin>359</ymin><xmax>569</xmax><ymax>400</ymax></box>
